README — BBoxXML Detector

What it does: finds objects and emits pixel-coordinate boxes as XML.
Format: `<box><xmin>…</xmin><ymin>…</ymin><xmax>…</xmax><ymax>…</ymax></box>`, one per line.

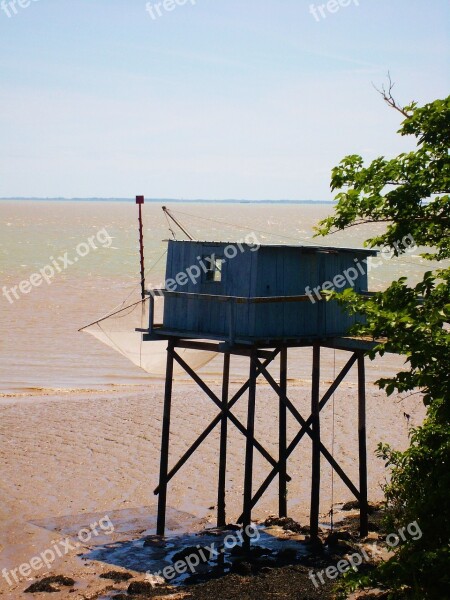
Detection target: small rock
<box><xmin>263</xmin><ymin>516</ymin><xmax>304</xmax><ymax>533</ymax></box>
<box><xmin>145</xmin><ymin>574</ymin><xmax>165</xmax><ymax>586</ymax></box>
<box><xmin>325</xmin><ymin>532</ymin><xmax>340</xmax><ymax>547</ymax></box>
<box><xmin>128</xmin><ymin>581</ymin><xmax>158</xmax><ymax>595</ymax></box>
<box><xmin>342</xmin><ymin>500</ymin><xmax>360</xmax><ymax>511</ymax></box>
<box><xmin>341</xmin><ymin>501</ymin><xmax>381</xmax><ymax>515</ymax></box>
<box><xmin>300</xmin><ymin>525</ymin><xmax>311</xmax><ymax>534</ymax></box>
<box><xmin>231</xmin><ymin>560</ymin><xmax>252</xmax><ymax>576</ymax></box>
<box><xmin>143</xmin><ymin>535</ymin><xmax>166</xmax><ymax>548</ymax></box>
<box><xmin>24</xmin><ymin>576</ymin><xmax>75</xmax><ymax>594</ymax></box>
<box><xmin>99</xmin><ymin>570</ymin><xmax>133</xmax><ymax>582</ymax></box>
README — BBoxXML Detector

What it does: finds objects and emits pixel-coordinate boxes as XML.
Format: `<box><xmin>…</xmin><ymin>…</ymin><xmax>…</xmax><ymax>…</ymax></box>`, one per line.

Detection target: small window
<box><xmin>204</xmin><ymin>255</ymin><xmax>224</xmax><ymax>282</ymax></box>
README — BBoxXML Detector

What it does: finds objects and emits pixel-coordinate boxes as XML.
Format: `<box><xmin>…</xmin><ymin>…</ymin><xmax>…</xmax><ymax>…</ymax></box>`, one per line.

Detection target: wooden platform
<box><xmin>141</xmin><ymin>325</ymin><xmax>382</xmax><ymax>353</ymax></box>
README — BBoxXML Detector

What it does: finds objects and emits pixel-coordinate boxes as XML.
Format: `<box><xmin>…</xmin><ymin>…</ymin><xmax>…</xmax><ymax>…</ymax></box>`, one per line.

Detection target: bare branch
<box><xmin>372</xmin><ymin>72</ymin><xmax>411</xmax><ymax>118</ymax></box>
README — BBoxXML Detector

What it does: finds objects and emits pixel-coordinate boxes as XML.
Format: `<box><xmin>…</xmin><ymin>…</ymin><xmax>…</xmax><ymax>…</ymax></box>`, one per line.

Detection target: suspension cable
<box><xmin>168</xmin><ymin>208</ymin><xmax>325</xmax><ymax>246</ymax></box>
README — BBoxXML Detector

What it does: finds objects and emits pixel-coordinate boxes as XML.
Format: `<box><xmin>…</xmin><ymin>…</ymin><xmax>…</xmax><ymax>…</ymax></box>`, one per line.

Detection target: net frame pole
<box><xmin>136</xmin><ymin>195</ymin><xmax>145</xmax><ymax>300</ymax></box>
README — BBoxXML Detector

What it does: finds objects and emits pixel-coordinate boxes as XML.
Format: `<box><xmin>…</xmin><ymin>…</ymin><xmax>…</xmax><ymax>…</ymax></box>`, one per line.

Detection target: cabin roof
<box><xmin>167</xmin><ymin>239</ymin><xmax>378</xmax><ymax>256</ymax></box>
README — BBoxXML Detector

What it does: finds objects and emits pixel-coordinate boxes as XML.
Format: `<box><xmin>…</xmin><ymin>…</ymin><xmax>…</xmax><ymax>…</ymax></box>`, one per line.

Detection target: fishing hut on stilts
<box><xmin>131</xmin><ymin>197</ymin><xmax>378</xmax><ymax>543</ymax></box>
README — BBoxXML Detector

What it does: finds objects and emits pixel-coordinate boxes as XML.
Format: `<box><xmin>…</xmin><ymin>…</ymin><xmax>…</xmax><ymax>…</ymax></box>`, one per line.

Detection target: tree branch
<box><xmin>325</xmin><ymin>216</ymin><xmax>450</xmax><ymax>235</ymax></box>
<box><xmin>372</xmin><ymin>72</ymin><xmax>411</xmax><ymax>118</ymax></box>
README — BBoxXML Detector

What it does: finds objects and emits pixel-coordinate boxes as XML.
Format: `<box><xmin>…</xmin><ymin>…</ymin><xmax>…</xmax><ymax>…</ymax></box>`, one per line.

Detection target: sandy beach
<box><xmin>0</xmin><ymin>202</ymin><xmax>430</xmax><ymax>598</ymax></box>
<box><xmin>0</xmin><ymin>350</ymin><xmax>425</xmax><ymax>598</ymax></box>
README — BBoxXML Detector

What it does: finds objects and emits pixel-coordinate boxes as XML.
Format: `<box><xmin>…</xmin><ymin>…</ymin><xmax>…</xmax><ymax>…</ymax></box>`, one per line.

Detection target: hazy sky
<box><xmin>1</xmin><ymin>0</ymin><xmax>449</xmax><ymax>199</ymax></box>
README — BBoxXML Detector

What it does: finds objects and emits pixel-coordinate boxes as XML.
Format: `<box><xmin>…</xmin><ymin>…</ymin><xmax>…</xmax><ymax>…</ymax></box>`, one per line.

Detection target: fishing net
<box><xmin>80</xmin><ymin>297</ymin><xmax>217</xmax><ymax>377</ymax></box>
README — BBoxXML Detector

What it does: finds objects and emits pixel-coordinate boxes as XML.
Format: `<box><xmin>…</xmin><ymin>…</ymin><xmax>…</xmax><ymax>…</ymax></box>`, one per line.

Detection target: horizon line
<box><xmin>0</xmin><ymin>197</ymin><xmax>335</xmax><ymax>204</ymax></box>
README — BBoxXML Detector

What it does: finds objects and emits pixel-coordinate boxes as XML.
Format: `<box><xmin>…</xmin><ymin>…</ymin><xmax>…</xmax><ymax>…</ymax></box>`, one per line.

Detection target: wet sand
<box><xmin>0</xmin><ymin>360</ymin><xmax>425</xmax><ymax>598</ymax></box>
<box><xmin>0</xmin><ymin>202</ymin><xmax>429</xmax><ymax>597</ymax></box>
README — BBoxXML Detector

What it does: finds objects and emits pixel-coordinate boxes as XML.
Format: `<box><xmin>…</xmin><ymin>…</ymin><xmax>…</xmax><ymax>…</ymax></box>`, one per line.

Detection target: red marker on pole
<box><xmin>136</xmin><ymin>195</ymin><xmax>145</xmax><ymax>300</ymax></box>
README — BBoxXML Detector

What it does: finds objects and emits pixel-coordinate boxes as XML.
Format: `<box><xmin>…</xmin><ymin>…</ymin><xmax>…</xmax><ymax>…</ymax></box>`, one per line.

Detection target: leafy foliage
<box><xmin>317</xmin><ymin>94</ymin><xmax>450</xmax><ymax>599</ymax></box>
<box><xmin>335</xmin><ymin>269</ymin><xmax>450</xmax><ymax>409</ymax></box>
<box><xmin>317</xmin><ymin>98</ymin><xmax>450</xmax><ymax>260</ymax></box>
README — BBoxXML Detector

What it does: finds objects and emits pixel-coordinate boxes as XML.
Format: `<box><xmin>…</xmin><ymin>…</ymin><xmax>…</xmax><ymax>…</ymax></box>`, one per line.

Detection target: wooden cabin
<box><xmin>143</xmin><ymin>238</ymin><xmax>378</xmax><ymax>540</ymax></box>
<box><xmin>152</xmin><ymin>240</ymin><xmax>377</xmax><ymax>344</ymax></box>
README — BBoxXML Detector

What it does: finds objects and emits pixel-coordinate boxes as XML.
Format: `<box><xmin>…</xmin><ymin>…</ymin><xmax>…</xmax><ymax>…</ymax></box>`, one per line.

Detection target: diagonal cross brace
<box><xmin>237</xmin><ymin>353</ymin><xmax>360</xmax><ymax>521</ymax></box>
<box><xmin>172</xmin><ymin>349</ymin><xmax>290</xmax><ymax>477</ymax></box>
<box><xmin>257</xmin><ymin>358</ymin><xmax>360</xmax><ymax>497</ymax></box>
<box><xmin>154</xmin><ymin>349</ymin><xmax>285</xmax><ymax>495</ymax></box>
<box><xmin>154</xmin><ymin>348</ymin><xmax>291</xmax><ymax>495</ymax></box>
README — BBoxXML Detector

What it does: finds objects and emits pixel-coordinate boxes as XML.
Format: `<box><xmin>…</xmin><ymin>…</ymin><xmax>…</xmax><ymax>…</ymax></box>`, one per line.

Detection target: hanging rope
<box><xmin>164</xmin><ymin>209</ymin><xmax>177</xmax><ymax>240</ymax></box>
<box><xmin>79</xmin><ymin>249</ymin><xmax>168</xmax><ymax>330</ymax></box>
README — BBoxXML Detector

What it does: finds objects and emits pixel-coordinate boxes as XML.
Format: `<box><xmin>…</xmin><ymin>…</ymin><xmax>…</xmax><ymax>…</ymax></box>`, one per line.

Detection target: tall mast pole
<box><xmin>136</xmin><ymin>195</ymin><xmax>145</xmax><ymax>300</ymax></box>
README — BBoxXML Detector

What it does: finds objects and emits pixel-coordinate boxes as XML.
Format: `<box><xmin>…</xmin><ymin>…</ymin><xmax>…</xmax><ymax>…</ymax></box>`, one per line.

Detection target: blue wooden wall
<box><xmin>162</xmin><ymin>241</ymin><xmax>374</xmax><ymax>340</ymax></box>
<box><xmin>163</xmin><ymin>241</ymin><xmax>258</xmax><ymax>336</ymax></box>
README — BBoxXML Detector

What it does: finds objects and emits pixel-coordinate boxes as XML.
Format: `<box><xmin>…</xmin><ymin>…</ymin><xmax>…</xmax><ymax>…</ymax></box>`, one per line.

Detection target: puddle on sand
<box><xmin>29</xmin><ymin>506</ymin><xmax>201</xmax><ymax>540</ymax></box>
<box><xmin>86</xmin><ymin>525</ymin><xmax>311</xmax><ymax>590</ymax></box>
